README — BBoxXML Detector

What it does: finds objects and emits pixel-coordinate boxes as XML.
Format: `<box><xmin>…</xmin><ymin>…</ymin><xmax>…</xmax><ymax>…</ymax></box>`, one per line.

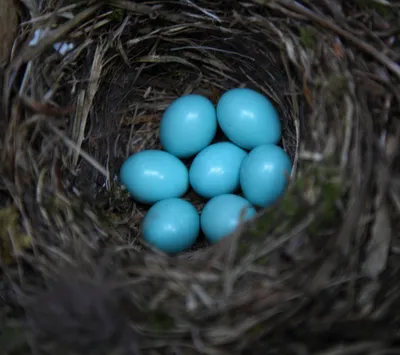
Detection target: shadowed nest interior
<box><xmin>1</xmin><ymin>1</ymin><xmax>400</xmax><ymax>355</ymax></box>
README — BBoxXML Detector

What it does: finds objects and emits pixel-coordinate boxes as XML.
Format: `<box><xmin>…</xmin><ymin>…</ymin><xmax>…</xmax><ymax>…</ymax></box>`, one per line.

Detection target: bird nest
<box><xmin>1</xmin><ymin>1</ymin><xmax>400</xmax><ymax>355</ymax></box>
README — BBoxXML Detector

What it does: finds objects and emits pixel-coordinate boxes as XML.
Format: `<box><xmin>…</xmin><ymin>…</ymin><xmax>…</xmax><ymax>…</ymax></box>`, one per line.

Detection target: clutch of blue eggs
<box><xmin>119</xmin><ymin>88</ymin><xmax>292</xmax><ymax>254</ymax></box>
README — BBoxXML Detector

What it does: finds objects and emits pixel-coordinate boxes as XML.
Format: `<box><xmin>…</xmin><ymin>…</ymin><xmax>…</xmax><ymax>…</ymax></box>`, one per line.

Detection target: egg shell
<box><xmin>160</xmin><ymin>94</ymin><xmax>217</xmax><ymax>158</ymax></box>
<box><xmin>201</xmin><ymin>194</ymin><xmax>256</xmax><ymax>244</ymax></box>
<box><xmin>120</xmin><ymin>150</ymin><xmax>189</xmax><ymax>204</ymax></box>
<box><xmin>240</xmin><ymin>144</ymin><xmax>292</xmax><ymax>208</ymax></box>
<box><xmin>216</xmin><ymin>88</ymin><xmax>281</xmax><ymax>150</ymax></box>
<box><xmin>142</xmin><ymin>198</ymin><xmax>199</xmax><ymax>253</ymax></box>
<box><xmin>189</xmin><ymin>142</ymin><xmax>247</xmax><ymax>199</ymax></box>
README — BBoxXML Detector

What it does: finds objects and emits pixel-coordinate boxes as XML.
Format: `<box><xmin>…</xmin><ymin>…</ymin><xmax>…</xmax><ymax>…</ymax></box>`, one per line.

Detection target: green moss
<box><xmin>248</xmin><ymin>323</ymin><xmax>266</xmax><ymax>337</ymax></box>
<box><xmin>308</xmin><ymin>179</ymin><xmax>342</xmax><ymax>235</ymax></box>
<box><xmin>293</xmin><ymin>174</ymin><xmax>306</xmax><ymax>191</ymax></box>
<box><xmin>299</xmin><ymin>26</ymin><xmax>317</xmax><ymax>49</ymax></box>
<box><xmin>236</xmin><ymin>240</ymin><xmax>252</xmax><ymax>260</ymax></box>
<box><xmin>0</xmin><ymin>207</ymin><xmax>31</xmax><ymax>265</ymax></box>
<box><xmin>149</xmin><ymin>311</ymin><xmax>175</xmax><ymax>332</ymax></box>
<box><xmin>107</xmin><ymin>183</ymin><xmax>132</xmax><ymax>204</ymax></box>
<box><xmin>257</xmin><ymin>255</ymin><xmax>269</xmax><ymax>265</ymax></box>
<box><xmin>321</xmin><ymin>74</ymin><xmax>349</xmax><ymax>107</ymax></box>
<box><xmin>328</xmin><ymin>75</ymin><xmax>348</xmax><ymax>91</ymax></box>
<box><xmin>170</xmin><ymin>70</ymin><xmax>188</xmax><ymax>80</ymax></box>
<box><xmin>236</xmin><ymin>162</ymin><xmax>344</xmax><ymax>258</ymax></box>
<box><xmin>240</xmin><ymin>173</ymin><xmax>314</xmax><ymax>245</ymax></box>
<box><xmin>0</xmin><ymin>322</ymin><xmax>29</xmax><ymax>354</ymax></box>
<box><xmin>252</xmin><ymin>209</ymin><xmax>276</xmax><ymax>235</ymax></box>
<box><xmin>238</xmin><ymin>241</ymin><xmax>249</xmax><ymax>254</ymax></box>
<box><xmin>279</xmin><ymin>191</ymin><xmax>300</xmax><ymax>218</ymax></box>
<box><xmin>96</xmin><ymin>183</ymin><xmax>133</xmax><ymax>224</ymax></box>
<box><xmin>110</xmin><ymin>8</ymin><xmax>125</xmax><ymax>22</ymax></box>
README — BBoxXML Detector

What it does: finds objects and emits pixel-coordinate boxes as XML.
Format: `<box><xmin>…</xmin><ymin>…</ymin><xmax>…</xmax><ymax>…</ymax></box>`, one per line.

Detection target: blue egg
<box><xmin>216</xmin><ymin>88</ymin><xmax>281</xmax><ymax>150</ymax></box>
<box><xmin>160</xmin><ymin>94</ymin><xmax>217</xmax><ymax>158</ymax></box>
<box><xmin>201</xmin><ymin>194</ymin><xmax>256</xmax><ymax>244</ymax></box>
<box><xmin>189</xmin><ymin>142</ymin><xmax>247</xmax><ymax>199</ymax></box>
<box><xmin>240</xmin><ymin>144</ymin><xmax>292</xmax><ymax>208</ymax></box>
<box><xmin>142</xmin><ymin>198</ymin><xmax>199</xmax><ymax>253</ymax></box>
<box><xmin>120</xmin><ymin>150</ymin><xmax>189</xmax><ymax>204</ymax></box>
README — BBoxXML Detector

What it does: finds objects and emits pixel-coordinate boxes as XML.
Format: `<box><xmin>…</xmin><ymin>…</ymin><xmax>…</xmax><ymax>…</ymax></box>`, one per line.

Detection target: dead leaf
<box><xmin>0</xmin><ymin>0</ymin><xmax>19</xmax><ymax>67</ymax></box>
<box><xmin>210</xmin><ymin>85</ymin><xmax>220</xmax><ymax>105</ymax></box>
<box><xmin>20</xmin><ymin>95</ymin><xmax>76</xmax><ymax>116</ymax></box>
<box><xmin>332</xmin><ymin>38</ymin><xmax>345</xmax><ymax>58</ymax></box>
<box><xmin>71</xmin><ymin>43</ymin><xmax>108</xmax><ymax>168</ymax></box>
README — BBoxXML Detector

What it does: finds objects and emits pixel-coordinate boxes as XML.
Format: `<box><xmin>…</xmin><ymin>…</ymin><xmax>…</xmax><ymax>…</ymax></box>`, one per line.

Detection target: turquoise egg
<box><xmin>189</xmin><ymin>142</ymin><xmax>247</xmax><ymax>199</ymax></box>
<box><xmin>160</xmin><ymin>94</ymin><xmax>217</xmax><ymax>158</ymax></box>
<box><xmin>240</xmin><ymin>144</ymin><xmax>292</xmax><ymax>208</ymax></box>
<box><xmin>142</xmin><ymin>198</ymin><xmax>199</xmax><ymax>253</ymax></box>
<box><xmin>201</xmin><ymin>194</ymin><xmax>256</xmax><ymax>244</ymax></box>
<box><xmin>216</xmin><ymin>88</ymin><xmax>281</xmax><ymax>150</ymax></box>
<box><xmin>119</xmin><ymin>150</ymin><xmax>189</xmax><ymax>204</ymax></box>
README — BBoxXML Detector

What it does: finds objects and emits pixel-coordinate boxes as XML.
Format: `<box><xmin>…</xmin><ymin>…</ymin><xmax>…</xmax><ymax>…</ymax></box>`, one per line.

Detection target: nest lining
<box><xmin>1</xmin><ymin>1</ymin><xmax>400</xmax><ymax>355</ymax></box>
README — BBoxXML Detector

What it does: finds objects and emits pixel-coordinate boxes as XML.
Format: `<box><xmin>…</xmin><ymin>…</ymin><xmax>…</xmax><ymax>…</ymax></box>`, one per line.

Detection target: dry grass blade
<box><xmin>363</xmin><ymin>202</ymin><xmax>392</xmax><ymax>279</ymax></box>
<box><xmin>136</xmin><ymin>55</ymin><xmax>200</xmax><ymax>71</ymax></box>
<box><xmin>314</xmin><ymin>342</ymin><xmax>385</xmax><ymax>355</ymax></box>
<box><xmin>71</xmin><ymin>43</ymin><xmax>107</xmax><ymax>168</ymax></box>
<box><xmin>362</xmin><ymin>127</ymin><xmax>397</xmax><ymax>279</ymax></box>
<box><xmin>21</xmin><ymin>2</ymin><xmax>87</xmax><ymax>25</ymax></box>
<box><xmin>48</xmin><ymin>123</ymin><xmax>109</xmax><ymax>178</ymax></box>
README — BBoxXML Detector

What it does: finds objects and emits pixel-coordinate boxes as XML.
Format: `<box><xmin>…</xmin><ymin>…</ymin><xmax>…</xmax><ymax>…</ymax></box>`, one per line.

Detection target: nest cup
<box><xmin>86</xmin><ymin>14</ymin><xmax>299</xmax><ymax>251</ymax></box>
<box><xmin>47</xmin><ymin>6</ymin><xmax>300</xmax><ymax>255</ymax></box>
<box><xmin>2</xmin><ymin>1</ymin><xmax>399</xmax><ymax>354</ymax></box>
